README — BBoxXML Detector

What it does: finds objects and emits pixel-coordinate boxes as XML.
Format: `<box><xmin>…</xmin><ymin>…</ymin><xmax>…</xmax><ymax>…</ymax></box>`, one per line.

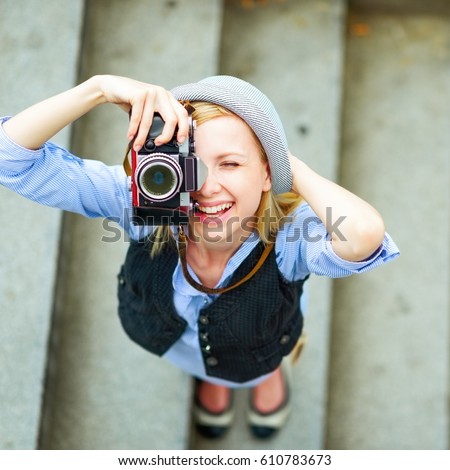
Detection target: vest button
<box><xmin>118</xmin><ymin>276</ymin><xmax>125</xmax><ymax>285</ymax></box>
<box><xmin>279</xmin><ymin>334</ymin><xmax>290</xmax><ymax>345</ymax></box>
<box><xmin>202</xmin><ymin>344</ymin><xmax>212</xmax><ymax>353</ymax></box>
<box><xmin>206</xmin><ymin>357</ymin><xmax>218</xmax><ymax>367</ymax></box>
<box><xmin>199</xmin><ymin>315</ymin><xmax>209</xmax><ymax>325</ymax></box>
<box><xmin>200</xmin><ymin>333</ymin><xmax>209</xmax><ymax>342</ymax></box>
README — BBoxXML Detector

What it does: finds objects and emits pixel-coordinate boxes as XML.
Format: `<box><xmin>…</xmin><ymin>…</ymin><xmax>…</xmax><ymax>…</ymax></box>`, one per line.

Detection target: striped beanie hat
<box><xmin>171</xmin><ymin>76</ymin><xmax>292</xmax><ymax>195</ymax></box>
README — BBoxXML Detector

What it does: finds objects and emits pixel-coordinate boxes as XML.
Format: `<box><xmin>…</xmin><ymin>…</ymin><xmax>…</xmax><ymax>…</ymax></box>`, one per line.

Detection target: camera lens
<box><xmin>142</xmin><ymin>165</ymin><xmax>175</xmax><ymax>195</ymax></box>
<box><xmin>136</xmin><ymin>155</ymin><xmax>182</xmax><ymax>201</ymax></box>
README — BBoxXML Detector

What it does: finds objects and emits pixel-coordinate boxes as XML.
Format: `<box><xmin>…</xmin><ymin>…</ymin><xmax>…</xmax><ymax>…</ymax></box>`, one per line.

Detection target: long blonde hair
<box><xmin>149</xmin><ymin>101</ymin><xmax>302</xmax><ymax>256</ymax></box>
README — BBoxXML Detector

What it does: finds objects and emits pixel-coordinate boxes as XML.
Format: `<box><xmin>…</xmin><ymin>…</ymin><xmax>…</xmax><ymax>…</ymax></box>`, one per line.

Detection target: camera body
<box><xmin>130</xmin><ymin>113</ymin><xmax>206</xmax><ymax>225</ymax></box>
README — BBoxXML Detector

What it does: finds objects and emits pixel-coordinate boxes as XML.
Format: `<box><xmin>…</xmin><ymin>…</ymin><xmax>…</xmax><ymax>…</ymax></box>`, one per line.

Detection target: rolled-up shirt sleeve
<box><xmin>276</xmin><ymin>203</ymin><xmax>400</xmax><ymax>281</ymax></box>
<box><xmin>0</xmin><ymin>116</ymin><xmax>131</xmax><ymax>227</ymax></box>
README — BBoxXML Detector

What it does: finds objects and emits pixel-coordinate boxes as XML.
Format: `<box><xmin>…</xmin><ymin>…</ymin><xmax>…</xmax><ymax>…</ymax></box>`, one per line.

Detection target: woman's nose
<box><xmin>197</xmin><ymin>169</ymin><xmax>221</xmax><ymax>197</ymax></box>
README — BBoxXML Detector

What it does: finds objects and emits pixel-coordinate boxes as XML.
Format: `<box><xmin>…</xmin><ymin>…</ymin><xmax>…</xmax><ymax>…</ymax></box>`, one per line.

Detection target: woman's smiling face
<box><xmin>190</xmin><ymin>115</ymin><xmax>272</xmax><ymax>246</ymax></box>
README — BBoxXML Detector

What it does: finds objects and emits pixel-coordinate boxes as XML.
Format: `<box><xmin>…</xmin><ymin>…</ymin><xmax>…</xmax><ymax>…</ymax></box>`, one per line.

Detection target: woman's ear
<box><xmin>262</xmin><ymin>162</ymin><xmax>272</xmax><ymax>192</ymax></box>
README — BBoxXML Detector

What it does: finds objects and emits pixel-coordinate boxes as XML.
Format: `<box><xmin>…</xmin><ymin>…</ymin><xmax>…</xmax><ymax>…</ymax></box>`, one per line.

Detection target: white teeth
<box><xmin>197</xmin><ymin>203</ymin><xmax>233</xmax><ymax>214</ymax></box>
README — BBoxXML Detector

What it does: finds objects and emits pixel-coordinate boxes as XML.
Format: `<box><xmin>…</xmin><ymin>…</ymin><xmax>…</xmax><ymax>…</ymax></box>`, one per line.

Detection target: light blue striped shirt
<box><xmin>0</xmin><ymin>117</ymin><xmax>400</xmax><ymax>387</ymax></box>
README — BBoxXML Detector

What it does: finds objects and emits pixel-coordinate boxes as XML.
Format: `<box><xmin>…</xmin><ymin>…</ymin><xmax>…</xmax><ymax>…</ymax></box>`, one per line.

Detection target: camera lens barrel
<box><xmin>136</xmin><ymin>154</ymin><xmax>183</xmax><ymax>201</ymax></box>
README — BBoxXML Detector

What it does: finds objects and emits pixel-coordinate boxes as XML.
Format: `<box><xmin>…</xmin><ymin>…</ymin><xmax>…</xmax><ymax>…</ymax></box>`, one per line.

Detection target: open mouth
<box><xmin>194</xmin><ymin>202</ymin><xmax>234</xmax><ymax>220</ymax></box>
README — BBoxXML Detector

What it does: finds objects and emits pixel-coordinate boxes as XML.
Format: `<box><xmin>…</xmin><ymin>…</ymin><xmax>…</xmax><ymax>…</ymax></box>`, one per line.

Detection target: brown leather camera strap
<box><xmin>123</xmin><ymin>142</ymin><xmax>132</xmax><ymax>176</ymax></box>
<box><xmin>177</xmin><ymin>226</ymin><xmax>274</xmax><ymax>295</ymax></box>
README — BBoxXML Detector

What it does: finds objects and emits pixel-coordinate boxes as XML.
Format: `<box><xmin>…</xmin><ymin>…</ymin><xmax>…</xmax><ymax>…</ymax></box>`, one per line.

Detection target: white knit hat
<box><xmin>171</xmin><ymin>76</ymin><xmax>292</xmax><ymax>195</ymax></box>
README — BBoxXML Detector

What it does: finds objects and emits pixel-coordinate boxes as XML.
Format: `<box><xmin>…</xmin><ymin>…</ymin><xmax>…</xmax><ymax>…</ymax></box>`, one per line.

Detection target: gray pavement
<box><xmin>191</xmin><ymin>0</ymin><xmax>346</xmax><ymax>450</ymax></box>
<box><xmin>39</xmin><ymin>0</ymin><xmax>223</xmax><ymax>450</ymax></box>
<box><xmin>0</xmin><ymin>0</ymin><xmax>84</xmax><ymax>449</ymax></box>
<box><xmin>327</xmin><ymin>7</ymin><xmax>450</xmax><ymax>449</ymax></box>
<box><xmin>1</xmin><ymin>0</ymin><xmax>449</xmax><ymax>451</ymax></box>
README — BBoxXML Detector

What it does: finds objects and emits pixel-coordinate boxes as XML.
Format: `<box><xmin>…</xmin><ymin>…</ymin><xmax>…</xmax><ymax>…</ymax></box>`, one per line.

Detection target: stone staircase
<box><xmin>0</xmin><ymin>0</ymin><xmax>448</xmax><ymax>450</ymax></box>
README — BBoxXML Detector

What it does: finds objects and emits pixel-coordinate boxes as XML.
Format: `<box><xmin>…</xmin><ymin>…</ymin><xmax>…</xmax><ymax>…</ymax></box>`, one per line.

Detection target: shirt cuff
<box><xmin>0</xmin><ymin>117</ymin><xmax>43</xmax><ymax>172</ymax></box>
<box><xmin>324</xmin><ymin>232</ymin><xmax>400</xmax><ymax>273</ymax></box>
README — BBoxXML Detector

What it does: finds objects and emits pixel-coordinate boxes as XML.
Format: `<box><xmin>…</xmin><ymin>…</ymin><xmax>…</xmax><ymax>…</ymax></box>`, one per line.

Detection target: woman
<box><xmin>0</xmin><ymin>74</ymin><xmax>399</xmax><ymax>439</ymax></box>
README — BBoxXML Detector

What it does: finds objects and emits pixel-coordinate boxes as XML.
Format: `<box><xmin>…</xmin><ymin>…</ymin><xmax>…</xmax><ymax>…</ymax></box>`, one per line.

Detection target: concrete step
<box><xmin>191</xmin><ymin>0</ymin><xmax>347</xmax><ymax>450</ymax></box>
<box><xmin>327</xmin><ymin>3</ymin><xmax>450</xmax><ymax>449</ymax></box>
<box><xmin>0</xmin><ymin>0</ymin><xmax>84</xmax><ymax>450</ymax></box>
<box><xmin>38</xmin><ymin>0</ymin><xmax>224</xmax><ymax>450</ymax></box>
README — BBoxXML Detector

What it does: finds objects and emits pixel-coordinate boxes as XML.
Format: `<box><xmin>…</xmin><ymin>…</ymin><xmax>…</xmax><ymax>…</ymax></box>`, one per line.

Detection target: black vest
<box><xmin>117</xmin><ymin>237</ymin><xmax>306</xmax><ymax>383</ymax></box>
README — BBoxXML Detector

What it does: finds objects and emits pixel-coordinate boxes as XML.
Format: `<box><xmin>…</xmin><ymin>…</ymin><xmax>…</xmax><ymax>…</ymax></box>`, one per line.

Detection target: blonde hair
<box><xmin>149</xmin><ymin>101</ymin><xmax>302</xmax><ymax>256</ymax></box>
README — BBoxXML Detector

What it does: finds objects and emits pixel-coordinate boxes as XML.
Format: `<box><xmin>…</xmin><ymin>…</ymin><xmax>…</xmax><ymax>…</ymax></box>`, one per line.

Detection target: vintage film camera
<box><xmin>130</xmin><ymin>113</ymin><xmax>207</xmax><ymax>225</ymax></box>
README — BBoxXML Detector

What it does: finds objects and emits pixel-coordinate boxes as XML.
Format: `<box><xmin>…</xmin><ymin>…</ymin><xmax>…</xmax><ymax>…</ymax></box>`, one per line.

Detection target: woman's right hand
<box><xmin>3</xmin><ymin>74</ymin><xmax>188</xmax><ymax>152</ymax></box>
<box><xmin>96</xmin><ymin>75</ymin><xmax>189</xmax><ymax>151</ymax></box>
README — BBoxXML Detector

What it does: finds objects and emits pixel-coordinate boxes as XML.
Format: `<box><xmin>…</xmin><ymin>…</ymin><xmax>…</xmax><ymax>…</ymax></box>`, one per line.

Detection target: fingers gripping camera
<box><xmin>130</xmin><ymin>113</ymin><xmax>207</xmax><ymax>225</ymax></box>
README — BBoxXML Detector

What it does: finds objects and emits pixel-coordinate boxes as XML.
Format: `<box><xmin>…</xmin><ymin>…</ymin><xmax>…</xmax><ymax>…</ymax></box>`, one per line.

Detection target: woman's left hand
<box><xmin>288</xmin><ymin>151</ymin><xmax>385</xmax><ymax>262</ymax></box>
